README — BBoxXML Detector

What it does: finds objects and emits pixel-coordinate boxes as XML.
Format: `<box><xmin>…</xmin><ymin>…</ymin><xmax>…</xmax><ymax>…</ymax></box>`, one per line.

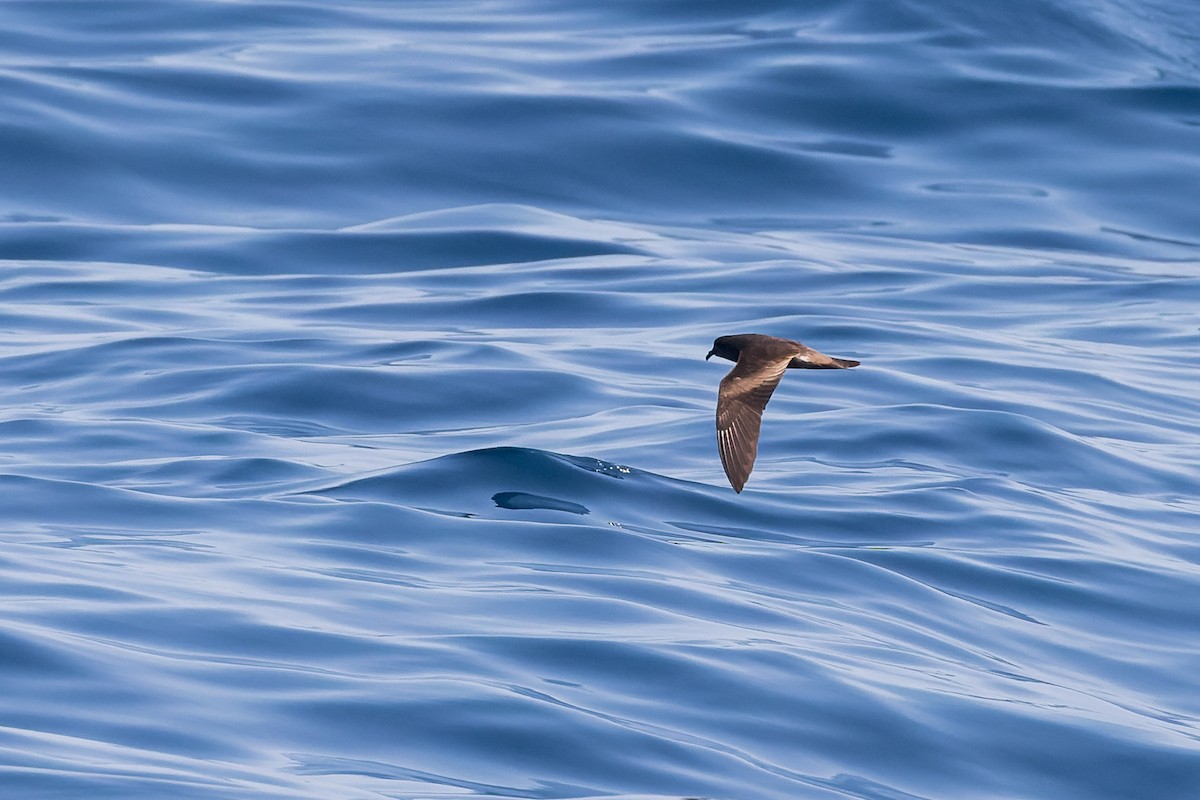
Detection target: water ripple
<box><xmin>3</xmin><ymin>0</ymin><xmax>1200</xmax><ymax>798</ymax></box>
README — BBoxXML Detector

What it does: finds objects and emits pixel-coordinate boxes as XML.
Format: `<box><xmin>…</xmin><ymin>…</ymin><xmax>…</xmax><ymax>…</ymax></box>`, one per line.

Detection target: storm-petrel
<box><xmin>706</xmin><ymin>333</ymin><xmax>859</xmax><ymax>492</ymax></box>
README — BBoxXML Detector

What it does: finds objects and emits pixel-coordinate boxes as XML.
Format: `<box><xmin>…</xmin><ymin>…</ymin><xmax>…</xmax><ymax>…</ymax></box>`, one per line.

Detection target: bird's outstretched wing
<box><xmin>715</xmin><ymin>355</ymin><xmax>793</xmax><ymax>492</ymax></box>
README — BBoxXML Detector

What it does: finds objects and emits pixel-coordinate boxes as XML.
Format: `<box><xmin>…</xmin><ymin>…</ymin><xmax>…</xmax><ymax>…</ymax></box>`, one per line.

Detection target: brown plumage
<box><xmin>706</xmin><ymin>333</ymin><xmax>859</xmax><ymax>492</ymax></box>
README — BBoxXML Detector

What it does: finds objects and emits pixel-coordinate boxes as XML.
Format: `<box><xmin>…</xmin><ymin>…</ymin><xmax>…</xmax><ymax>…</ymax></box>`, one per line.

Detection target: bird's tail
<box><xmin>789</xmin><ymin>354</ymin><xmax>860</xmax><ymax>369</ymax></box>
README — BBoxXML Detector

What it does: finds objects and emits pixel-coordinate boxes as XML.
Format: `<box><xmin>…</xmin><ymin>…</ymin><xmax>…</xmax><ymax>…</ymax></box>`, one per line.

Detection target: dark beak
<box><xmin>705</xmin><ymin>350</ymin><xmax>714</xmax><ymax>361</ymax></box>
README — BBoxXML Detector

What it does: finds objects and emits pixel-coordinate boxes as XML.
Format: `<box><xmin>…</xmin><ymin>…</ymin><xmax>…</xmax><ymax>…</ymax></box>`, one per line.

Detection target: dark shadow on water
<box><xmin>493</xmin><ymin>491</ymin><xmax>590</xmax><ymax>515</ymax></box>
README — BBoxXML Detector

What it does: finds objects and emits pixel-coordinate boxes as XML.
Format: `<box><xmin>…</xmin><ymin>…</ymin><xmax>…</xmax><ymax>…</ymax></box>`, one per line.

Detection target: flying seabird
<box><xmin>706</xmin><ymin>333</ymin><xmax>859</xmax><ymax>492</ymax></box>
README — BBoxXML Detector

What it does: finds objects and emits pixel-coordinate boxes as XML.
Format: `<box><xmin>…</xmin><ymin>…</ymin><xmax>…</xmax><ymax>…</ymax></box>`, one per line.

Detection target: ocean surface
<box><xmin>2</xmin><ymin>1</ymin><xmax>1199</xmax><ymax>798</ymax></box>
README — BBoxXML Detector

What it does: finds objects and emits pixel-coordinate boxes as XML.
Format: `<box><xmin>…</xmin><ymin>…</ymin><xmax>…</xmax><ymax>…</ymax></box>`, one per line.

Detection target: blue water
<box><xmin>2</xmin><ymin>1</ymin><xmax>1199</xmax><ymax>798</ymax></box>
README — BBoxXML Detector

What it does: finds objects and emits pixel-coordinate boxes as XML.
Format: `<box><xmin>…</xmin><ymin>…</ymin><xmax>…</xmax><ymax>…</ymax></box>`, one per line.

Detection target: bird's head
<box><xmin>705</xmin><ymin>335</ymin><xmax>744</xmax><ymax>363</ymax></box>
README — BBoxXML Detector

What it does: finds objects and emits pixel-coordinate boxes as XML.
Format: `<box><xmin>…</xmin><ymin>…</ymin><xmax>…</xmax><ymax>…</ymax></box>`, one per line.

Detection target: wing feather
<box><xmin>715</xmin><ymin>355</ymin><xmax>792</xmax><ymax>492</ymax></box>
